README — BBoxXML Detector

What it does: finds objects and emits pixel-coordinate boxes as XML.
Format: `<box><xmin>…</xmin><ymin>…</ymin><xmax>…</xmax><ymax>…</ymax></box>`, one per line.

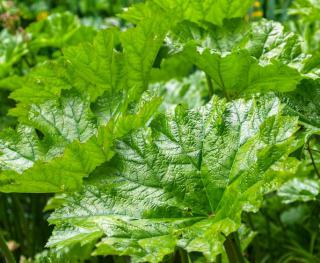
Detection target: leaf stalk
<box><xmin>307</xmin><ymin>139</ymin><xmax>320</xmax><ymax>179</ymax></box>
<box><xmin>223</xmin><ymin>232</ymin><xmax>246</xmax><ymax>263</ymax></box>
<box><xmin>205</xmin><ymin>73</ymin><xmax>214</xmax><ymax>99</ymax></box>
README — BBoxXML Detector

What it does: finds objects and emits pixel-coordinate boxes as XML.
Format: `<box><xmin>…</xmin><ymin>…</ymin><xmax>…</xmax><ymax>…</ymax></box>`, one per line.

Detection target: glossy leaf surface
<box><xmin>49</xmin><ymin>96</ymin><xmax>299</xmax><ymax>261</ymax></box>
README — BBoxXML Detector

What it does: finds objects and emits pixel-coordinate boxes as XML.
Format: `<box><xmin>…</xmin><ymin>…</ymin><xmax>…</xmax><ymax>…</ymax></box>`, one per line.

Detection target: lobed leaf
<box><xmin>122</xmin><ymin>0</ymin><xmax>255</xmax><ymax>26</ymax></box>
<box><xmin>48</xmin><ymin>96</ymin><xmax>300</xmax><ymax>261</ymax></box>
<box><xmin>27</xmin><ymin>12</ymin><xmax>96</xmax><ymax>50</ymax></box>
<box><xmin>168</xmin><ymin>19</ymin><xmax>312</xmax><ymax>97</ymax></box>
<box><xmin>0</xmin><ymin>91</ymin><xmax>161</xmax><ymax>193</ymax></box>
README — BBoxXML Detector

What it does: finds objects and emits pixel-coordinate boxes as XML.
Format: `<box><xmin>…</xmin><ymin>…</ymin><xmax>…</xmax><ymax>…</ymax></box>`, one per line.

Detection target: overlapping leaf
<box><xmin>1</xmin><ymin>1</ymin><xmax>319</xmax><ymax>261</ymax></box>
<box><xmin>27</xmin><ymin>12</ymin><xmax>96</xmax><ymax>50</ymax></box>
<box><xmin>0</xmin><ymin>92</ymin><xmax>99</xmax><ymax>192</ymax></box>
<box><xmin>0</xmin><ymin>91</ymin><xmax>160</xmax><ymax>192</ymax></box>
<box><xmin>120</xmin><ymin>8</ymin><xmax>173</xmax><ymax>101</ymax></box>
<box><xmin>48</xmin><ymin>96</ymin><xmax>299</xmax><ymax>261</ymax></box>
<box><xmin>0</xmin><ymin>7</ymin><xmax>170</xmax><ymax>193</ymax></box>
<box><xmin>167</xmin><ymin>19</ymin><xmax>312</xmax><ymax>97</ymax></box>
<box><xmin>278</xmin><ymin>177</ymin><xmax>320</xmax><ymax>204</ymax></box>
<box><xmin>9</xmin><ymin>29</ymin><xmax>123</xmax><ymax>114</ymax></box>
<box><xmin>122</xmin><ymin>0</ymin><xmax>255</xmax><ymax>26</ymax></box>
<box><xmin>281</xmin><ymin>79</ymin><xmax>320</xmax><ymax>128</ymax></box>
<box><xmin>288</xmin><ymin>0</ymin><xmax>320</xmax><ymax>22</ymax></box>
<box><xmin>150</xmin><ymin>71</ymin><xmax>208</xmax><ymax>111</ymax></box>
<box><xmin>286</xmin><ymin>0</ymin><xmax>320</xmax><ymax>53</ymax></box>
<box><xmin>0</xmin><ymin>26</ymin><xmax>164</xmax><ymax>192</ymax></box>
<box><xmin>10</xmin><ymin>12</ymin><xmax>172</xmax><ymax>115</ymax></box>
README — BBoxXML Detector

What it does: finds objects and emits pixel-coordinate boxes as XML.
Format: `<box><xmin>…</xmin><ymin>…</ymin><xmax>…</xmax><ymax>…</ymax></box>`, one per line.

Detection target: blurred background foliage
<box><xmin>1</xmin><ymin>0</ymin><xmax>320</xmax><ymax>262</ymax></box>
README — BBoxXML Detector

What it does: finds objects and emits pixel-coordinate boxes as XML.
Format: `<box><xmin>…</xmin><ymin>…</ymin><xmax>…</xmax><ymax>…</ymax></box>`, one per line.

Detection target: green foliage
<box><xmin>278</xmin><ymin>177</ymin><xmax>320</xmax><ymax>203</ymax></box>
<box><xmin>168</xmin><ymin>18</ymin><xmax>312</xmax><ymax>98</ymax></box>
<box><xmin>286</xmin><ymin>0</ymin><xmax>320</xmax><ymax>53</ymax></box>
<box><xmin>0</xmin><ymin>12</ymin><xmax>96</xmax><ymax>79</ymax></box>
<box><xmin>150</xmin><ymin>71</ymin><xmax>208</xmax><ymax>111</ymax></box>
<box><xmin>48</xmin><ymin>95</ymin><xmax>299</xmax><ymax>261</ymax></box>
<box><xmin>26</xmin><ymin>12</ymin><xmax>96</xmax><ymax>50</ymax></box>
<box><xmin>1</xmin><ymin>0</ymin><xmax>320</xmax><ymax>262</ymax></box>
<box><xmin>280</xmin><ymin>79</ymin><xmax>320</xmax><ymax>129</ymax></box>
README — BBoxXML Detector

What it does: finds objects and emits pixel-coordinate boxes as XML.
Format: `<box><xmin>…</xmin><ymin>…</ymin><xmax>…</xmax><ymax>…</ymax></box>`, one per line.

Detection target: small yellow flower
<box><xmin>254</xmin><ymin>1</ymin><xmax>261</xmax><ymax>8</ymax></box>
<box><xmin>37</xmin><ymin>11</ymin><xmax>49</xmax><ymax>21</ymax></box>
<box><xmin>252</xmin><ymin>10</ymin><xmax>263</xmax><ymax>17</ymax></box>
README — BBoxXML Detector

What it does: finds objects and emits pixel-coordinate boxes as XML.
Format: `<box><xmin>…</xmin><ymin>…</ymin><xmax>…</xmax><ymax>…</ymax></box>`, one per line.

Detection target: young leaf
<box><xmin>48</xmin><ymin>96</ymin><xmax>299</xmax><ymax>261</ymax></box>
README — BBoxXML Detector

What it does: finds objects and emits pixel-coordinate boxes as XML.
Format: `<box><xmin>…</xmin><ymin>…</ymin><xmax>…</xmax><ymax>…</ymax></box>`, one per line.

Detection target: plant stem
<box><xmin>247</xmin><ymin>213</ymin><xmax>255</xmax><ymax>231</ymax></box>
<box><xmin>307</xmin><ymin>139</ymin><xmax>320</xmax><ymax>178</ymax></box>
<box><xmin>205</xmin><ymin>73</ymin><xmax>214</xmax><ymax>99</ymax></box>
<box><xmin>223</xmin><ymin>232</ymin><xmax>245</xmax><ymax>263</ymax></box>
<box><xmin>310</xmin><ymin>232</ymin><xmax>317</xmax><ymax>254</ymax></box>
<box><xmin>179</xmin><ymin>249</ymin><xmax>191</xmax><ymax>263</ymax></box>
<box><xmin>0</xmin><ymin>231</ymin><xmax>15</xmax><ymax>263</ymax></box>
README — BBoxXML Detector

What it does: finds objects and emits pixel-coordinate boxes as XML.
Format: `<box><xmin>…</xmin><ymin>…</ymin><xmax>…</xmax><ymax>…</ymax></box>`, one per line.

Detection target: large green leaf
<box><xmin>122</xmin><ymin>0</ymin><xmax>254</xmax><ymax>26</ymax></box>
<box><xmin>48</xmin><ymin>96</ymin><xmax>299</xmax><ymax>261</ymax></box>
<box><xmin>10</xmin><ymin>29</ymin><xmax>123</xmax><ymax>113</ymax></box>
<box><xmin>27</xmin><ymin>12</ymin><xmax>96</xmax><ymax>50</ymax></box>
<box><xmin>62</xmin><ymin>28</ymin><xmax>124</xmax><ymax>101</ymax></box>
<box><xmin>168</xmin><ymin>19</ymin><xmax>311</xmax><ymax>97</ymax></box>
<box><xmin>0</xmin><ymin>91</ymin><xmax>161</xmax><ymax>193</ymax></box>
<box><xmin>0</xmin><ymin>0</ymin><xmax>177</xmax><ymax>193</ymax></box>
<box><xmin>10</xmin><ymin>10</ymin><xmax>172</xmax><ymax>114</ymax></box>
<box><xmin>120</xmin><ymin>7</ymin><xmax>173</xmax><ymax>101</ymax></box>
<box><xmin>0</xmin><ymin>93</ymin><xmax>99</xmax><ymax>192</ymax></box>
